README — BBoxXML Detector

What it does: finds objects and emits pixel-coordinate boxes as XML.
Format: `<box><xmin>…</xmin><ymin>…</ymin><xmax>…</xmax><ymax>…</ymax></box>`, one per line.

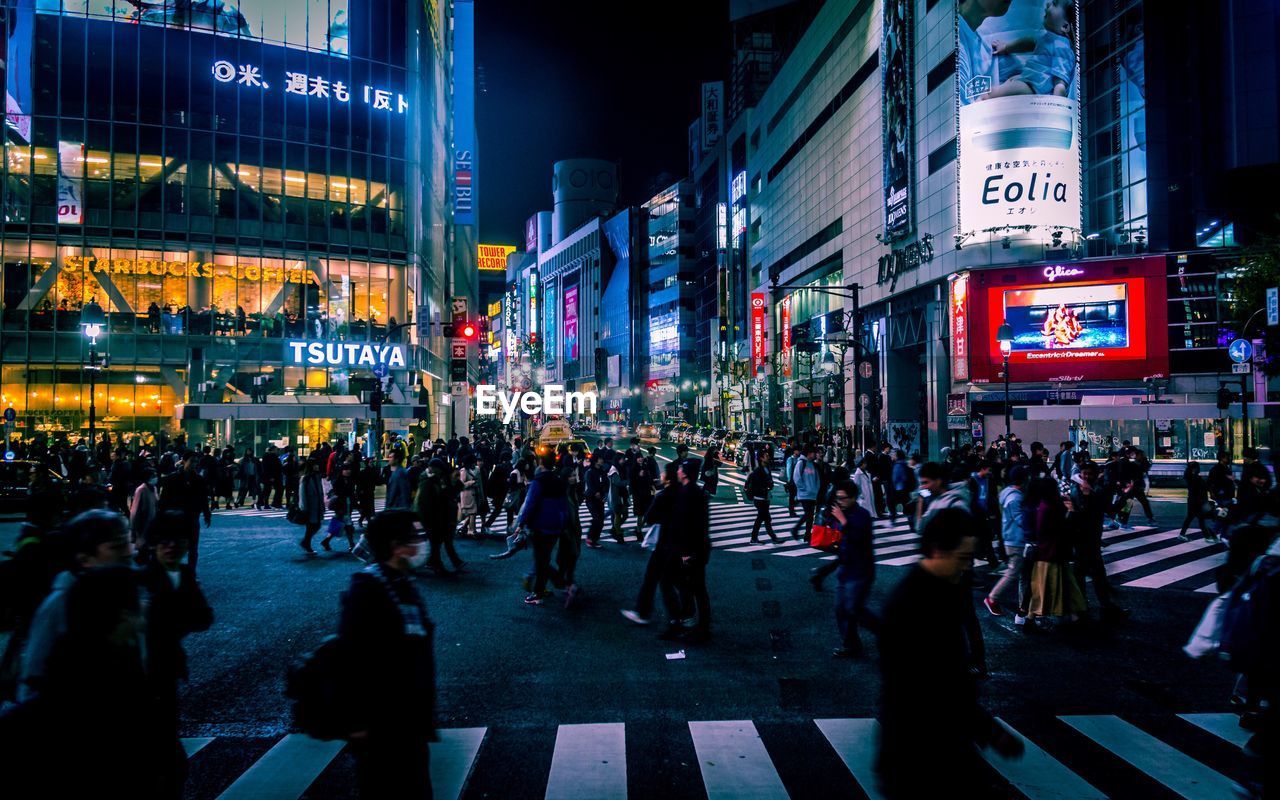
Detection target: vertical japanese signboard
<box><xmin>543</xmin><ymin>284</ymin><xmax>556</xmax><ymax>371</ymax></box>
<box><xmin>781</xmin><ymin>296</ymin><xmax>792</xmax><ymax>377</ymax></box>
<box><xmin>956</xmin><ymin>0</ymin><xmax>1081</xmax><ymax>234</ymax></box>
<box><xmin>57</xmin><ymin>141</ymin><xmax>84</xmax><ymax>224</ymax></box>
<box><xmin>882</xmin><ymin>0</ymin><xmax>914</xmax><ymax>240</ymax></box>
<box><xmin>950</xmin><ymin>273</ymin><xmax>970</xmax><ymax>381</ymax></box>
<box><xmin>750</xmin><ymin>293</ymin><xmax>766</xmax><ymax>372</ymax></box>
<box><xmin>701</xmin><ymin>81</ymin><xmax>723</xmax><ymax>151</ymax></box>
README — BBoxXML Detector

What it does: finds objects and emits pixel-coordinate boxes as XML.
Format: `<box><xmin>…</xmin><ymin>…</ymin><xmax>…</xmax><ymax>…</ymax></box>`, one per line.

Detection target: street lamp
<box><xmin>81</xmin><ymin>300</ymin><xmax>107</xmax><ymax>457</ymax></box>
<box><xmin>996</xmin><ymin>321</ymin><xmax>1014</xmax><ymax>437</ymax></box>
<box><xmin>821</xmin><ymin>350</ymin><xmax>837</xmax><ymax>374</ymax></box>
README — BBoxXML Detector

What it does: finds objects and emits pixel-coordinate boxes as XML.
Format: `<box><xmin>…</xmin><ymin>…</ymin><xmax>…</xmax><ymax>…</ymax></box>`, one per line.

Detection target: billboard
<box><xmin>57</xmin><ymin>141</ymin><xmax>84</xmax><ymax>225</ymax></box>
<box><xmin>881</xmin><ymin>0</ymin><xmax>913</xmax><ymax>240</ymax></box>
<box><xmin>477</xmin><ymin>244</ymin><xmax>515</xmax><ymax>272</ymax></box>
<box><xmin>4</xmin><ymin>0</ymin><xmax>33</xmax><ymax>143</ymax></box>
<box><xmin>956</xmin><ymin>0</ymin><xmax>1080</xmax><ymax>234</ymax></box>
<box><xmin>36</xmin><ymin>0</ymin><xmax>350</xmax><ymax>56</ymax></box>
<box><xmin>949</xmin><ymin>273</ymin><xmax>969</xmax><ymax>382</ymax></box>
<box><xmin>750</xmin><ymin>293</ymin><xmax>766</xmax><ymax>372</ymax></box>
<box><xmin>564</xmin><ymin>284</ymin><xmax>579</xmax><ymax>362</ymax></box>
<box><xmin>962</xmin><ymin>258</ymin><xmax>1168</xmax><ymax>384</ymax></box>
<box><xmin>701</xmin><ymin>81</ymin><xmax>723</xmax><ymax>151</ymax></box>
<box><xmin>452</xmin><ymin>0</ymin><xmax>476</xmax><ymax>225</ymax></box>
<box><xmin>648</xmin><ymin>311</ymin><xmax>679</xmax><ymax>381</ymax></box>
<box><xmin>543</xmin><ymin>284</ymin><xmax>556</xmax><ymax>371</ymax></box>
<box><xmin>525</xmin><ymin>215</ymin><xmax>538</xmax><ymax>252</ymax></box>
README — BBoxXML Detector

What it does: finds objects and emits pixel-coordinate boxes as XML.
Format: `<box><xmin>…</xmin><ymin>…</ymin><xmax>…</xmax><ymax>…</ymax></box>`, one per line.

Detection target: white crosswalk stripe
<box><xmin>1061</xmin><ymin>715</ymin><xmax>1237</xmax><ymax>800</ymax></box>
<box><xmin>184</xmin><ymin>712</ymin><xmax>1250</xmax><ymax>799</ymax></box>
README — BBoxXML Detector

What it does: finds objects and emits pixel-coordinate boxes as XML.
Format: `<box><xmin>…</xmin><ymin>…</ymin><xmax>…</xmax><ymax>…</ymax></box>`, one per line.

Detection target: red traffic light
<box><xmin>460</xmin><ymin>322</ymin><xmax>477</xmax><ymax>339</ymax></box>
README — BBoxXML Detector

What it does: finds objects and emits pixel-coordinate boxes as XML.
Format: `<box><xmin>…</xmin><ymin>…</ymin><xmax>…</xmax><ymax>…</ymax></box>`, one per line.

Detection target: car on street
<box><xmin>0</xmin><ymin>460</ymin><xmax>67</xmax><ymax>514</ymax></box>
<box><xmin>636</xmin><ymin>423</ymin><xmax>660</xmax><ymax>442</ymax></box>
<box><xmin>669</xmin><ymin>422</ymin><xmax>692</xmax><ymax>443</ymax></box>
<box><xmin>720</xmin><ymin>431</ymin><xmax>744</xmax><ymax>459</ymax></box>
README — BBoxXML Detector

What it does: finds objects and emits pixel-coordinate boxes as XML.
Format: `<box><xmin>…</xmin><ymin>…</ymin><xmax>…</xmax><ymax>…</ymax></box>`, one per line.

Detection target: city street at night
<box><xmin>2</xmin><ymin>0</ymin><xmax>1280</xmax><ymax>798</ymax></box>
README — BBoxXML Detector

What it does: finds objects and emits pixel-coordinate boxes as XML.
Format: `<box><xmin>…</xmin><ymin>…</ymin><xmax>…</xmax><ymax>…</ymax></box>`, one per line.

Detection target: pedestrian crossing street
<box><xmin>186</xmin><ymin>712</ymin><xmax>1251</xmax><ymax>799</ymax></box>
<box><xmin>581</xmin><ymin>502</ymin><xmax>1229</xmax><ymax>594</ymax></box>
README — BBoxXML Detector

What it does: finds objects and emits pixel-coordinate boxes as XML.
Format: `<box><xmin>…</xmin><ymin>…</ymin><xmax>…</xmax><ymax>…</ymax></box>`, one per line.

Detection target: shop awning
<box><xmin>175</xmin><ymin>396</ymin><xmax>428</xmax><ymax>421</ymax></box>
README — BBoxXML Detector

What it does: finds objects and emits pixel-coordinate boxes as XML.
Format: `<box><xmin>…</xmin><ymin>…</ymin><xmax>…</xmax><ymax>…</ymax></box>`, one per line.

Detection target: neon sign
<box><xmin>211</xmin><ymin>61</ymin><xmax>408</xmax><ymax>113</ymax></box>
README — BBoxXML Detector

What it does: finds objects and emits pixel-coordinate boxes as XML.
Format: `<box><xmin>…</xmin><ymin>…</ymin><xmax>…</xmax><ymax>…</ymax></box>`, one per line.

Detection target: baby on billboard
<box><xmin>959</xmin><ymin>0</ymin><xmax>1078</xmax><ymax>105</ymax></box>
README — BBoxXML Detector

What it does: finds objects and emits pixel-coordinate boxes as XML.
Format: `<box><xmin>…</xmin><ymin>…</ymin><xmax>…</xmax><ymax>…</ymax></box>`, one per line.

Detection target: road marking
<box><xmin>183</xmin><ymin>737</ymin><xmax>214</xmax><ymax>757</ymax></box>
<box><xmin>983</xmin><ymin>718</ymin><xmax>1106</xmax><ymax>799</ymax></box>
<box><xmin>813</xmin><ymin>718</ymin><xmax>887</xmax><ymax>800</ymax></box>
<box><xmin>1123</xmin><ymin>552</ymin><xmax>1228</xmax><ymax>589</ymax></box>
<box><xmin>1177</xmin><ymin>713</ymin><xmax>1251</xmax><ymax>749</ymax></box>
<box><xmin>1061</xmin><ymin>715</ymin><xmax>1235</xmax><ymax>800</ymax></box>
<box><xmin>688</xmin><ymin>720</ymin><xmax>788</xmax><ymax>800</ymax></box>
<box><xmin>434</xmin><ymin>727</ymin><xmax>487</xmax><ymax>800</ymax></box>
<box><xmin>545</xmin><ymin>723</ymin><xmax>627</xmax><ymax>800</ymax></box>
<box><xmin>215</xmin><ymin>734</ymin><xmax>345</xmax><ymax>800</ymax></box>
<box><xmin>1105</xmin><ymin>539</ymin><xmax>1216</xmax><ymax>576</ymax></box>
<box><xmin>1194</xmin><ymin>583</ymin><xmax>1218</xmax><ymax>594</ymax></box>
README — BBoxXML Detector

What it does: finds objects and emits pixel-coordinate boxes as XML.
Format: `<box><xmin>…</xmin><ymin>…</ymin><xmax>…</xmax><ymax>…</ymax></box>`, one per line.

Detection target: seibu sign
<box><xmin>285</xmin><ymin>340</ymin><xmax>408</xmax><ymax>370</ymax></box>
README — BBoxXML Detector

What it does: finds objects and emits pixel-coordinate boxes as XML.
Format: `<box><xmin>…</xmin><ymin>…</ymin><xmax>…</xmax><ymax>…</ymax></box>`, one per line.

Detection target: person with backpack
<box><xmin>515</xmin><ymin>455</ymin><xmax>572</xmax><ymax>606</ymax></box>
<box><xmin>415</xmin><ymin>458</ymin><xmax>465</xmax><ymax>575</ymax></box>
<box><xmin>337</xmin><ymin>510</ymin><xmax>436</xmax><ymax>798</ymax></box>
<box><xmin>985</xmin><ymin>466</ymin><xmax>1032</xmax><ymax>624</ymax></box>
<box><xmin>583</xmin><ymin>454</ymin><xmax>608</xmax><ymax>549</ymax></box>
<box><xmin>789</xmin><ymin>444</ymin><xmax>821</xmax><ymax>541</ymax></box>
<box><xmin>746</xmin><ymin>454</ymin><xmax>777</xmax><ymax>544</ymax></box>
<box><xmin>888</xmin><ymin>449</ymin><xmax>917</xmax><ymax>529</ymax></box>
<box><xmin>783</xmin><ymin>446</ymin><xmax>799</xmax><ymax>516</ymax></box>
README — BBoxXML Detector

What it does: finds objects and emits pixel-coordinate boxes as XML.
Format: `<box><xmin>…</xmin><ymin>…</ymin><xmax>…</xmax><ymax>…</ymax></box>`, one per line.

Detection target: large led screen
<box><xmin>962</xmin><ymin>258</ymin><xmax>1168</xmax><ymax>384</ymax></box>
<box><xmin>956</xmin><ymin>0</ymin><xmax>1080</xmax><ymax>234</ymax></box>
<box><xmin>36</xmin><ymin>0</ymin><xmax>350</xmax><ymax>56</ymax></box>
<box><xmin>1003</xmin><ymin>283</ymin><xmax>1128</xmax><ymax>352</ymax></box>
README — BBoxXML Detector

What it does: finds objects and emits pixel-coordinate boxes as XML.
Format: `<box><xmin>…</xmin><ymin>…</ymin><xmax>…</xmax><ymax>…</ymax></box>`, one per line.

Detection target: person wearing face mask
<box><xmin>339</xmin><ymin>510</ymin><xmax>436</xmax><ymax>797</ymax></box>
<box><xmin>141</xmin><ymin>511</ymin><xmax>214</xmax><ymax>796</ymax></box>
<box><xmin>129</xmin><ymin>468</ymin><xmax>160</xmax><ymax>555</ymax></box>
<box><xmin>875</xmin><ymin>508</ymin><xmax>1024</xmax><ymax>798</ymax></box>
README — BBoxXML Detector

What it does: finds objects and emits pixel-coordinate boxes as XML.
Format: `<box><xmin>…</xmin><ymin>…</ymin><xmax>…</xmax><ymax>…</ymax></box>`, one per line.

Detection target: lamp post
<box><xmin>996</xmin><ymin>321</ymin><xmax>1013</xmax><ymax>438</ymax></box>
<box><xmin>80</xmin><ymin>300</ymin><xmax>107</xmax><ymax>460</ymax></box>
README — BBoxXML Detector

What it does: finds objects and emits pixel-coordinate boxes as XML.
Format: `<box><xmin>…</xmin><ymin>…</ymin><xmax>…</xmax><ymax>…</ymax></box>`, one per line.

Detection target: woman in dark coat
<box><xmin>701</xmin><ymin>447</ymin><xmax>720</xmax><ymax>499</ymax></box>
<box><xmin>298</xmin><ymin>459</ymin><xmax>326</xmax><ymax>553</ymax></box>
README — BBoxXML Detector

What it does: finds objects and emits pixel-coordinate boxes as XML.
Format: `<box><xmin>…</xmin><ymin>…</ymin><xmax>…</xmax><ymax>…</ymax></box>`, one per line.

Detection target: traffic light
<box><xmin>459</xmin><ymin>321</ymin><xmax>477</xmax><ymax>339</ymax></box>
<box><xmin>369</xmin><ymin>384</ymin><xmax>383</xmax><ymax>414</ymax></box>
<box><xmin>1217</xmin><ymin>384</ymin><xmax>1238</xmax><ymax>411</ymax></box>
<box><xmin>442</xmin><ymin>322</ymin><xmax>455</xmax><ymax>338</ymax></box>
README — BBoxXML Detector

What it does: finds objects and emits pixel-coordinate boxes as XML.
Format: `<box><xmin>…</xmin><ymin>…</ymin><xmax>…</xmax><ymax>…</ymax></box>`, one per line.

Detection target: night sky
<box><xmin>475</xmin><ymin>0</ymin><xmax>732</xmax><ymax>245</ymax></box>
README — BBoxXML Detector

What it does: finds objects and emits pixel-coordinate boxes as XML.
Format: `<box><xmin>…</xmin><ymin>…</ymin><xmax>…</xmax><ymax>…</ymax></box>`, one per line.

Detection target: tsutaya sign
<box><xmin>286</xmin><ymin>341</ymin><xmax>407</xmax><ymax>370</ymax></box>
<box><xmin>474</xmin><ymin>385</ymin><xmax>596</xmax><ymax>424</ymax></box>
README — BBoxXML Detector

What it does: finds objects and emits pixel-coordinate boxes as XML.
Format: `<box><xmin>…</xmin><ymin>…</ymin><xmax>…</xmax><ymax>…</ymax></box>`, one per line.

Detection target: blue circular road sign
<box><xmin>1229</xmin><ymin>339</ymin><xmax>1253</xmax><ymax>364</ymax></box>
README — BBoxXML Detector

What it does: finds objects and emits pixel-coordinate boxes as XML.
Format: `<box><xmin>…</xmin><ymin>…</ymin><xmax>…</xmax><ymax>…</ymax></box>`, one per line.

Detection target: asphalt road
<box><xmin>0</xmin><ymin>438</ymin><xmax>1249</xmax><ymax>799</ymax></box>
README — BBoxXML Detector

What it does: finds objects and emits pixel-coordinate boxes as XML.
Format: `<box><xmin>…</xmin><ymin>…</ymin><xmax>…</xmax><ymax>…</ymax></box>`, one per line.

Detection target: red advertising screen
<box><xmin>964</xmin><ymin>257</ymin><xmax>1168</xmax><ymax>383</ymax></box>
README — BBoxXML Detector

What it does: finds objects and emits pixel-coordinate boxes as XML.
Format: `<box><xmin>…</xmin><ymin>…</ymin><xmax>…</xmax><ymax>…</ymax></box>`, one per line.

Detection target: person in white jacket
<box><xmin>852</xmin><ymin>458</ymin><xmax>877</xmax><ymax>519</ymax></box>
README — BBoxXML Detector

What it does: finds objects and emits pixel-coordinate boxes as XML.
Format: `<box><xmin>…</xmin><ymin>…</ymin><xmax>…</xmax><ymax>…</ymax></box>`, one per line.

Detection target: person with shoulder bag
<box><xmin>329</xmin><ymin>510</ymin><xmax>436</xmax><ymax>797</ymax></box>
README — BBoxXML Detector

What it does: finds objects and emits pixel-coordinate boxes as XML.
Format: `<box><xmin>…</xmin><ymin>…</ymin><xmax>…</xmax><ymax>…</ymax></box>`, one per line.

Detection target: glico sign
<box><xmin>285</xmin><ymin>341</ymin><xmax>408</xmax><ymax>370</ymax></box>
<box><xmin>959</xmin><ymin>257</ymin><xmax>1168</xmax><ymax>384</ymax></box>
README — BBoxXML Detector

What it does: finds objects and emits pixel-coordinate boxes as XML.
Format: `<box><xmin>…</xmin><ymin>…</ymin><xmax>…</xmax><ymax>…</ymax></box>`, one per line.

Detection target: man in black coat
<box><xmin>158</xmin><ymin>453</ymin><xmax>212</xmax><ymax>571</ymax></box>
<box><xmin>258</xmin><ymin>446</ymin><xmax>282</xmax><ymax>510</ymax></box>
<box><xmin>339</xmin><ymin>510</ymin><xmax>436</xmax><ymax>798</ymax></box>
<box><xmin>142</xmin><ymin>511</ymin><xmax>213</xmax><ymax>796</ymax></box>
<box><xmin>661</xmin><ymin>460</ymin><xmax>712</xmax><ymax>642</ymax></box>
<box><xmin>876</xmin><ymin>508</ymin><xmax>1023</xmax><ymax>798</ymax></box>
<box><xmin>415</xmin><ymin>458</ymin><xmax>464</xmax><ymax>574</ymax></box>
<box><xmin>583</xmin><ymin>455</ymin><xmax>608</xmax><ymax>549</ymax></box>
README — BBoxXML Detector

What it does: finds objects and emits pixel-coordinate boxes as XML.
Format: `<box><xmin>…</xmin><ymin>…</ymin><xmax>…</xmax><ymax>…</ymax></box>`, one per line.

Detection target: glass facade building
<box><xmin>0</xmin><ymin>0</ymin><xmax>453</xmax><ymax>451</ymax></box>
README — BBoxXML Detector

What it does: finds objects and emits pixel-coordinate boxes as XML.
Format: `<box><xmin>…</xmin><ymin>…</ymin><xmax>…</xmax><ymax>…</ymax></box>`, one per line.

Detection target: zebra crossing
<box><xmin>185</xmin><ymin>712</ymin><xmax>1251</xmax><ymax>799</ymax></box>
<box><xmin>579</xmin><ymin>502</ymin><xmax>1227</xmax><ymax>593</ymax></box>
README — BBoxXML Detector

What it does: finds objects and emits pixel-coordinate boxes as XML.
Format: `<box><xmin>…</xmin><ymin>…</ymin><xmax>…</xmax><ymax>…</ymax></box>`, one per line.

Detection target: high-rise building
<box><xmin>0</xmin><ymin>0</ymin><xmax>458</xmax><ymax>452</ymax></box>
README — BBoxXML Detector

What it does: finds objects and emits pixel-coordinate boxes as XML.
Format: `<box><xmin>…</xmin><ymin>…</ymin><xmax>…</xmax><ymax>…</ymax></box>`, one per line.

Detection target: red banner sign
<box><xmin>751</xmin><ymin>293</ymin><xmax>766</xmax><ymax>372</ymax></box>
<box><xmin>781</xmin><ymin>296</ymin><xmax>792</xmax><ymax>377</ymax></box>
<box><xmin>950</xmin><ymin>274</ymin><xmax>969</xmax><ymax>382</ymax></box>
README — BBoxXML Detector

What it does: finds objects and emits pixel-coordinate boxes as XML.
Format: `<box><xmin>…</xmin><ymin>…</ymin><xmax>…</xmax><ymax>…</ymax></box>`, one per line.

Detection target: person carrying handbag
<box><xmin>456</xmin><ymin>456</ymin><xmax>481</xmax><ymax>538</ymax></box>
